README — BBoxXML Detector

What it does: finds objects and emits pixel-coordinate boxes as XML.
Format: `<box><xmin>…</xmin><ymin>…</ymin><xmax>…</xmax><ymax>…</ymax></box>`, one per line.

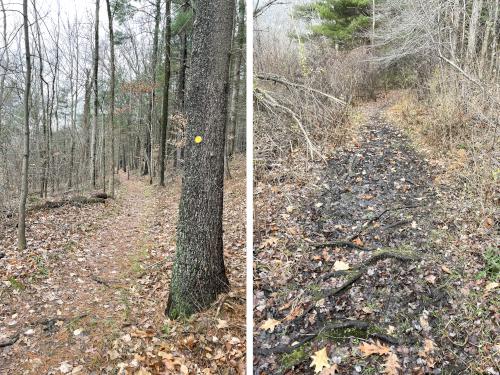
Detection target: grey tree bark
<box><xmin>166</xmin><ymin>0</ymin><xmax>235</xmax><ymax>318</ymax></box>
<box><xmin>91</xmin><ymin>0</ymin><xmax>100</xmax><ymax>188</ymax></box>
<box><xmin>466</xmin><ymin>0</ymin><xmax>483</xmax><ymax>67</ymax></box>
<box><xmin>159</xmin><ymin>0</ymin><xmax>172</xmax><ymax>187</ymax></box>
<box><xmin>106</xmin><ymin>0</ymin><xmax>115</xmax><ymax>197</ymax></box>
<box><xmin>18</xmin><ymin>0</ymin><xmax>31</xmax><ymax>250</ymax></box>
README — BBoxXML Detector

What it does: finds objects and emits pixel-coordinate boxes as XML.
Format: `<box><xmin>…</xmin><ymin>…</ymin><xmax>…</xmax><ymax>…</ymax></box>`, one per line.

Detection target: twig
<box><xmin>350</xmin><ymin>204</ymin><xmax>421</xmax><ymax>240</ymax></box>
<box><xmin>0</xmin><ymin>333</ymin><xmax>19</xmax><ymax>348</ymax></box>
<box><xmin>256</xmin><ymin>73</ymin><xmax>347</xmax><ymax>105</ymax></box>
<box><xmin>255</xmin><ymin>88</ymin><xmax>326</xmax><ymax>162</ymax></box>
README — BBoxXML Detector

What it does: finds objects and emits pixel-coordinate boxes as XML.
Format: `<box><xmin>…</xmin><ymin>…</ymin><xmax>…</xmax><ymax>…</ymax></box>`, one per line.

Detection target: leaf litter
<box><xmin>254</xmin><ymin>100</ymin><xmax>499</xmax><ymax>374</ymax></box>
<box><xmin>1</xmin><ymin>157</ymin><xmax>246</xmax><ymax>374</ymax></box>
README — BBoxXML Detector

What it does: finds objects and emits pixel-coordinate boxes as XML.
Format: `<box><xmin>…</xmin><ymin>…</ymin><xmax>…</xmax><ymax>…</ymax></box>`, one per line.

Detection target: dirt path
<box><xmin>254</xmin><ymin>101</ymin><xmax>498</xmax><ymax>374</ymax></box>
<box><xmin>1</xmin><ymin>173</ymin><xmax>158</xmax><ymax>374</ymax></box>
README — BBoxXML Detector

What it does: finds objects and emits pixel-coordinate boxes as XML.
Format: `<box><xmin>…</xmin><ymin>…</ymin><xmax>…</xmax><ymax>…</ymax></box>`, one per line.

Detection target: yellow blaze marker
<box><xmin>194</xmin><ymin>136</ymin><xmax>202</xmax><ymax>143</ymax></box>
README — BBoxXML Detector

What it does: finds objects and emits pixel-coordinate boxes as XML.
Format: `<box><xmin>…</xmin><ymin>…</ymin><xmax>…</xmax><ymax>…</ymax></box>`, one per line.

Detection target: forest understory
<box><xmin>0</xmin><ymin>158</ymin><xmax>246</xmax><ymax>375</ymax></box>
<box><xmin>254</xmin><ymin>96</ymin><xmax>499</xmax><ymax>375</ymax></box>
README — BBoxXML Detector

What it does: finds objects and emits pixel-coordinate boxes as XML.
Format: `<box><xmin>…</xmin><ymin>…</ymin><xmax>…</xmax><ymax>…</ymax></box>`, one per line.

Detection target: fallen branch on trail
<box><xmin>256</xmin><ymin>73</ymin><xmax>347</xmax><ymax>106</ymax></box>
<box><xmin>254</xmin><ymin>87</ymin><xmax>326</xmax><ymax>162</ymax></box>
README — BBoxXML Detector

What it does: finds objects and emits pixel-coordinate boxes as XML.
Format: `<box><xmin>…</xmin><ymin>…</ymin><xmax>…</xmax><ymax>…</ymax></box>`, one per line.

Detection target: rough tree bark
<box><xmin>18</xmin><ymin>0</ymin><xmax>31</xmax><ymax>250</ymax></box>
<box><xmin>173</xmin><ymin>0</ymin><xmax>189</xmax><ymax>168</ymax></box>
<box><xmin>466</xmin><ymin>0</ymin><xmax>483</xmax><ymax>67</ymax></box>
<box><xmin>224</xmin><ymin>0</ymin><xmax>245</xmax><ymax>179</ymax></box>
<box><xmin>166</xmin><ymin>0</ymin><xmax>235</xmax><ymax>318</ymax></box>
<box><xmin>91</xmin><ymin>0</ymin><xmax>99</xmax><ymax>188</ymax></box>
<box><xmin>106</xmin><ymin>0</ymin><xmax>115</xmax><ymax>197</ymax></box>
<box><xmin>145</xmin><ymin>0</ymin><xmax>161</xmax><ymax>183</ymax></box>
<box><xmin>159</xmin><ymin>0</ymin><xmax>171</xmax><ymax>187</ymax></box>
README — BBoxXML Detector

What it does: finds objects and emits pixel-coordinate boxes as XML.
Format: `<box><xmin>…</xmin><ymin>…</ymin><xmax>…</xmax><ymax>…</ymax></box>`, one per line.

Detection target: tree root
<box><xmin>255</xmin><ymin>320</ymin><xmax>399</xmax><ymax>356</ymax></box>
<box><xmin>350</xmin><ymin>204</ymin><xmax>421</xmax><ymax>240</ymax></box>
<box><xmin>312</xmin><ymin>240</ymin><xmax>370</xmax><ymax>251</ymax></box>
<box><xmin>286</xmin><ymin>249</ymin><xmax>418</xmax><ymax>329</ymax></box>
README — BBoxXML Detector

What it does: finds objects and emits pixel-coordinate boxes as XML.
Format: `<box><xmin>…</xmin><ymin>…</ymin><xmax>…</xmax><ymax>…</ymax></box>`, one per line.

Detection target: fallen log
<box><xmin>30</xmin><ymin>196</ymin><xmax>106</xmax><ymax>211</ymax></box>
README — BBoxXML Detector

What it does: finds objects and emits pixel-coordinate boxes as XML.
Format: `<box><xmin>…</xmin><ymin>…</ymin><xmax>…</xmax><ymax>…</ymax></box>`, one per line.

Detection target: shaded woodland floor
<box><xmin>0</xmin><ymin>158</ymin><xmax>246</xmax><ymax>374</ymax></box>
<box><xmin>254</xmin><ymin>99</ymin><xmax>498</xmax><ymax>374</ymax></box>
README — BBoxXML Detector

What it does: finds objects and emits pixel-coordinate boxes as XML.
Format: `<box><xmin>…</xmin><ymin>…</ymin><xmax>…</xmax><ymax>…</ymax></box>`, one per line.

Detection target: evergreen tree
<box><xmin>295</xmin><ymin>0</ymin><xmax>372</xmax><ymax>46</ymax></box>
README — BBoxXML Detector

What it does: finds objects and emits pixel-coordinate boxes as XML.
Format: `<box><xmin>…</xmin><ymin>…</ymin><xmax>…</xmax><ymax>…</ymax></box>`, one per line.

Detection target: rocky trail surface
<box><xmin>254</xmin><ymin>101</ymin><xmax>499</xmax><ymax>374</ymax></box>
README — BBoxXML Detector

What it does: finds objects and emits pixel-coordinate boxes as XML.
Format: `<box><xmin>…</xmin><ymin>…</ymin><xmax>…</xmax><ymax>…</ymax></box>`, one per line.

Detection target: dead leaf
<box><xmin>260</xmin><ymin>318</ymin><xmax>280</xmax><ymax>332</ymax></box>
<box><xmin>485</xmin><ymin>282</ymin><xmax>498</xmax><ymax>291</ymax></box>
<box><xmin>320</xmin><ymin>364</ymin><xmax>339</xmax><ymax>375</ymax></box>
<box><xmin>284</xmin><ymin>306</ymin><xmax>303</xmax><ymax>321</ymax></box>
<box><xmin>310</xmin><ymin>347</ymin><xmax>330</xmax><ymax>374</ymax></box>
<box><xmin>333</xmin><ymin>260</ymin><xmax>350</xmax><ymax>271</ymax></box>
<box><xmin>484</xmin><ymin>217</ymin><xmax>494</xmax><ymax>228</ymax></box>
<box><xmin>425</xmin><ymin>274</ymin><xmax>436</xmax><ymax>284</ymax></box>
<box><xmin>441</xmin><ymin>265</ymin><xmax>451</xmax><ymax>274</ymax></box>
<box><xmin>359</xmin><ymin>341</ymin><xmax>390</xmax><ymax>356</ymax></box>
<box><xmin>352</xmin><ymin>238</ymin><xmax>364</xmax><ymax>246</ymax></box>
<box><xmin>383</xmin><ymin>352</ymin><xmax>401</xmax><ymax>375</ymax></box>
<box><xmin>260</xmin><ymin>236</ymin><xmax>278</xmax><ymax>248</ymax></box>
<box><xmin>419</xmin><ymin>315</ymin><xmax>431</xmax><ymax>332</ymax></box>
<box><xmin>217</xmin><ymin>319</ymin><xmax>228</xmax><ymax>329</ymax></box>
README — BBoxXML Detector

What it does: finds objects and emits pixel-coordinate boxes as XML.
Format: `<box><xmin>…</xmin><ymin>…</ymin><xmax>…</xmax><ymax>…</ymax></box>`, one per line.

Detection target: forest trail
<box><xmin>254</xmin><ymin>99</ymin><xmax>497</xmax><ymax>374</ymax></box>
<box><xmin>2</xmin><ymin>160</ymin><xmax>246</xmax><ymax>374</ymax></box>
<box><xmin>1</xmin><ymin>173</ymin><xmax>169</xmax><ymax>374</ymax></box>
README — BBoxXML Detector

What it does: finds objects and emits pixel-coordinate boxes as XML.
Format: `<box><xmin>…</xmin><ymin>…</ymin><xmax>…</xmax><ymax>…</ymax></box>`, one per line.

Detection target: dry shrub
<box><xmin>254</xmin><ymin>35</ymin><xmax>375</xmax><ymax>182</ymax></box>
<box><xmin>388</xmin><ymin>67</ymin><xmax>499</xmax><ymax>218</ymax></box>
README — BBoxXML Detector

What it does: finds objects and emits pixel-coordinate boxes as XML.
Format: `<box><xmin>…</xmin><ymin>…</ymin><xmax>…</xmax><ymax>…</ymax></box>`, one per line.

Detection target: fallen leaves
<box><xmin>310</xmin><ymin>347</ymin><xmax>330</xmax><ymax>374</ymax></box>
<box><xmin>260</xmin><ymin>236</ymin><xmax>279</xmax><ymax>248</ymax></box>
<box><xmin>359</xmin><ymin>340</ymin><xmax>402</xmax><ymax>374</ymax></box>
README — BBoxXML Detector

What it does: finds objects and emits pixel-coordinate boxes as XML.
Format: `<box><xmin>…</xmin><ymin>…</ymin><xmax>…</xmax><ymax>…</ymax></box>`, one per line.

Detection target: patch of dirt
<box><xmin>254</xmin><ymin>100</ymin><xmax>499</xmax><ymax>374</ymax></box>
<box><xmin>1</xmin><ymin>158</ymin><xmax>246</xmax><ymax>374</ymax></box>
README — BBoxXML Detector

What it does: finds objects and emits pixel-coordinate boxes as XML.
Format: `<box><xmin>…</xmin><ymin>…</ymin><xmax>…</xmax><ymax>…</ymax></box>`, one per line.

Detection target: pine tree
<box><xmin>295</xmin><ymin>0</ymin><xmax>372</xmax><ymax>46</ymax></box>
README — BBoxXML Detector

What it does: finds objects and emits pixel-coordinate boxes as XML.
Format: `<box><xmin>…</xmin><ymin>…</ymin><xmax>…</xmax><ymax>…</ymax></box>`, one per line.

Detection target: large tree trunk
<box><xmin>106</xmin><ymin>0</ymin><xmax>115</xmax><ymax>197</ymax></box>
<box><xmin>18</xmin><ymin>0</ymin><xmax>31</xmax><ymax>250</ymax></box>
<box><xmin>159</xmin><ymin>0</ymin><xmax>172</xmax><ymax>187</ymax></box>
<box><xmin>91</xmin><ymin>0</ymin><xmax>99</xmax><ymax>189</ymax></box>
<box><xmin>166</xmin><ymin>0</ymin><xmax>235</xmax><ymax>318</ymax></box>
